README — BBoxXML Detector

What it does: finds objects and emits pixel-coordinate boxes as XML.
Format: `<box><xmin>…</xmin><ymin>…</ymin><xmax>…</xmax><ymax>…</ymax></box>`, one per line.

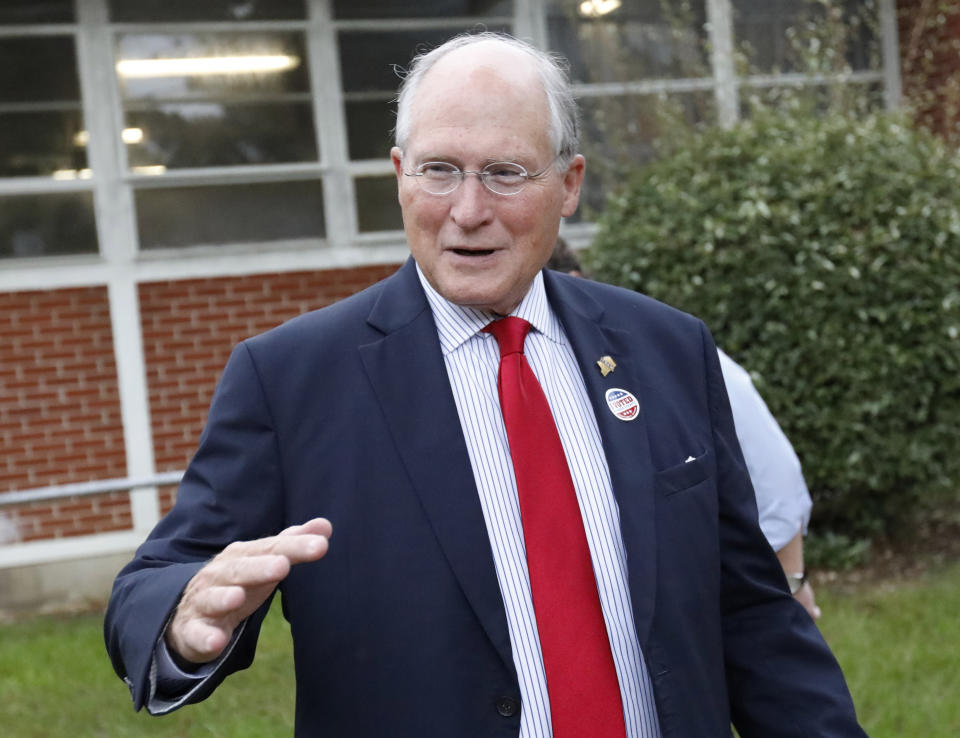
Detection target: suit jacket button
<box><xmin>496</xmin><ymin>696</ymin><xmax>520</xmax><ymax>717</ymax></box>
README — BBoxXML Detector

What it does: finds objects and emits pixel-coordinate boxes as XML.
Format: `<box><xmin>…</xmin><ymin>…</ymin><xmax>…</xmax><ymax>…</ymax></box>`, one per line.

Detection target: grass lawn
<box><xmin>2</xmin><ymin>561</ymin><xmax>958</xmax><ymax>737</ymax></box>
<box><xmin>815</xmin><ymin>560</ymin><xmax>960</xmax><ymax>737</ymax></box>
<box><xmin>0</xmin><ymin>603</ymin><xmax>296</xmax><ymax>737</ymax></box>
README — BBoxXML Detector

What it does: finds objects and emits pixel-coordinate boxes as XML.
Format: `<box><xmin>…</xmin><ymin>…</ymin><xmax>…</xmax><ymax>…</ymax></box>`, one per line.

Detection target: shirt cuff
<box><xmin>146</xmin><ymin>619</ymin><xmax>247</xmax><ymax>715</ymax></box>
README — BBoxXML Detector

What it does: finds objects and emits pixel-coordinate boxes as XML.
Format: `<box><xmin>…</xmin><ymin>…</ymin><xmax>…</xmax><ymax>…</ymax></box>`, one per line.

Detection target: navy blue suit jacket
<box><xmin>105</xmin><ymin>258</ymin><xmax>866</xmax><ymax>737</ymax></box>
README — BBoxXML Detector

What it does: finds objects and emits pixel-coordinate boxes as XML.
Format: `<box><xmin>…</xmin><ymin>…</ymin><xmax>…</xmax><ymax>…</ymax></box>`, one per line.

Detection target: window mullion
<box><xmin>878</xmin><ymin>0</ymin><xmax>903</xmax><ymax>110</ymax></box>
<box><xmin>75</xmin><ymin>0</ymin><xmax>139</xmax><ymax>262</ymax></box>
<box><xmin>307</xmin><ymin>0</ymin><xmax>357</xmax><ymax>248</ymax></box>
<box><xmin>706</xmin><ymin>0</ymin><xmax>738</xmax><ymax>128</ymax></box>
<box><xmin>514</xmin><ymin>0</ymin><xmax>547</xmax><ymax>49</ymax></box>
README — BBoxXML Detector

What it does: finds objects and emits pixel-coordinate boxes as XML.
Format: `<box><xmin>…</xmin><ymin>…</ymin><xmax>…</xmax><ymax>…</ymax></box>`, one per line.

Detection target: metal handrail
<box><xmin>0</xmin><ymin>471</ymin><xmax>184</xmax><ymax>507</ymax></box>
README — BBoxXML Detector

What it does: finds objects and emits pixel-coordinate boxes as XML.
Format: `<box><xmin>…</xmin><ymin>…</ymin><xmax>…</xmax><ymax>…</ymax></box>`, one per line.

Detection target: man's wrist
<box><xmin>785</xmin><ymin>572</ymin><xmax>806</xmax><ymax>595</ymax></box>
<box><xmin>166</xmin><ymin>639</ymin><xmax>208</xmax><ymax>673</ymax></box>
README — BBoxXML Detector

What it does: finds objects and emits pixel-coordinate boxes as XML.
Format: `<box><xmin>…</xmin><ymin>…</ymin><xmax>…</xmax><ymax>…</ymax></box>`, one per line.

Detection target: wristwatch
<box><xmin>786</xmin><ymin>572</ymin><xmax>806</xmax><ymax>595</ymax></box>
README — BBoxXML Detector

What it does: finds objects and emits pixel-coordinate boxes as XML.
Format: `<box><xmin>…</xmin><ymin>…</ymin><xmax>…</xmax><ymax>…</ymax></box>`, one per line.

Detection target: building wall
<box><xmin>1</xmin><ymin>263</ymin><xmax>400</xmax><ymax>543</ymax></box>
<box><xmin>0</xmin><ymin>286</ymin><xmax>129</xmax><ymax>542</ymax></box>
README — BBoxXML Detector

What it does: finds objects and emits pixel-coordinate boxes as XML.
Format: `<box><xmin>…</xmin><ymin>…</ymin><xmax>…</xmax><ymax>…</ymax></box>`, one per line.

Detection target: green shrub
<box><xmin>585</xmin><ymin>108</ymin><xmax>960</xmax><ymax>539</ymax></box>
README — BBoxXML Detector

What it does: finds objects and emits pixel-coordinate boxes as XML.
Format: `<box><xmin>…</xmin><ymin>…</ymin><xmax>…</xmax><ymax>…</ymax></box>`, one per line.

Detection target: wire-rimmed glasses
<box><xmin>403</xmin><ymin>156</ymin><xmax>559</xmax><ymax>196</ymax></box>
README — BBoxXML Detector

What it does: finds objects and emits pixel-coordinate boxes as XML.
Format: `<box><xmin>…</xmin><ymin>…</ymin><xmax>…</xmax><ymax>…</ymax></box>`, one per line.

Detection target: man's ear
<box><xmin>560</xmin><ymin>154</ymin><xmax>586</xmax><ymax>218</ymax></box>
<box><xmin>391</xmin><ymin>147</ymin><xmax>404</xmax><ymax>180</ymax></box>
<box><xmin>391</xmin><ymin>147</ymin><xmax>406</xmax><ymax>205</ymax></box>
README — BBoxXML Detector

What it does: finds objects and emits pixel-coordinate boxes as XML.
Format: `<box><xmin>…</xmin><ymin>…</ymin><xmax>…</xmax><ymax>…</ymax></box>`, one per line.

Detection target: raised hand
<box><xmin>165</xmin><ymin>518</ymin><xmax>332</xmax><ymax>665</ymax></box>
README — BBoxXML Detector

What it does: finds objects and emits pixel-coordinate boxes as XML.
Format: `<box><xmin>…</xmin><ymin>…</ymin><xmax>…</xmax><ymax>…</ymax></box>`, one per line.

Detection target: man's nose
<box><xmin>450</xmin><ymin>173</ymin><xmax>494</xmax><ymax>229</ymax></box>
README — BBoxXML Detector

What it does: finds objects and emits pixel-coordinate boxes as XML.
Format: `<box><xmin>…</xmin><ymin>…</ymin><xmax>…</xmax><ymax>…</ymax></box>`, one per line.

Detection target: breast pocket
<box><xmin>655</xmin><ymin>448</ymin><xmax>713</xmax><ymax>496</ymax></box>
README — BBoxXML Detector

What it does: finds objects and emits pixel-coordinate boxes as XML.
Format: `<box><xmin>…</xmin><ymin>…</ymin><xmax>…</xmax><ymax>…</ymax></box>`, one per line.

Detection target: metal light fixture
<box><xmin>579</xmin><ymin>0</ymin><xmax>623</xmax><ymax>18</ymax></box>
<box><xmin>73</xmin><ymin>128</ymin><xmax>145</xmax><ymax>147</ymax></box>
<box><xmin>116</xmin><ymin>54</ymin><xmax>300</xmax><ymax>78</ymax></box>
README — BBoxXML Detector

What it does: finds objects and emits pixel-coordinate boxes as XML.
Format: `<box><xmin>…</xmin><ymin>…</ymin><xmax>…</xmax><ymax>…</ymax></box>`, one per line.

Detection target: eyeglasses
<box><xmin>403</xmin><ymin>157</ymin><xmax>559</xmax><ymax>196</ymax></box>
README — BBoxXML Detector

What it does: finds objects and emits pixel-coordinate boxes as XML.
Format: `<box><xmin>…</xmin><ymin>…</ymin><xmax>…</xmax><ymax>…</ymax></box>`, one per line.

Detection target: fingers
<box><xmin>194</xmin><ymin>519</ymin><xmax>332</xmax><ymax>596</ymax></box>
<box><xmin>280</xmin><ymin>517</ymin><xmax>333</xmax><ymax>539</ymax></box>
<box><xmin>219</xmin><ymin>534</ymin><xmax>327</xmax><ymax>570</ymax></box>
<box><xmin>166</xmin><ymin>518</ymin><xmax>332</xmax><ymax>665</ymax></box>
<box><xmin>226</xmin><ymin>517</ymin><xmax>332</xmax><ymax>566</ymax></box>
<box><xmin>167</xmin><ymin>561</ymin><xmax>286</xmax><ymax>665</ymax></box>
<box><xmin>795</xmin><ymin>582</ymin><xmax>821</xmax><ymax>620</ymax></box>
<box><xmin>191</xmin><ymin>584</ymin><xmax>247</xmax><ymax>617</ymax></box>
<box><xmin>266</xmin><ymin>532</ymin><xmax>330</xmax><ymax>565</ymax></box>
<box><xmin>170</xmin><ymin>615</ymin><xmax>234</xmax><ymax>663</ymax></box>
<box><xmin>206</xmin><ymin>554</ymin><xmax>293</xmax><ymax>589</ymax></box>
<box><xmin>166</xmin><ymin>607</ymin><xmax>240</xmax><ymax>665</ymax></box>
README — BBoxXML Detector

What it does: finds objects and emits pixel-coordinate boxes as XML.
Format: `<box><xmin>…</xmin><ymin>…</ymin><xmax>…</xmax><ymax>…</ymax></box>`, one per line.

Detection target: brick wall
<box><xmin>0</xmin><ymin>264</ymin><xmax>400</xmax><ymax>544</ymax></box>
<box><xmin>139</xmin><ymin>263</ymin><xmax>401</xmax><ymax>514</ymax></box>
<box><xmin>0</xmin><ymin>287</ymin><xmax>129</xmax><ymax>542</ymax></box>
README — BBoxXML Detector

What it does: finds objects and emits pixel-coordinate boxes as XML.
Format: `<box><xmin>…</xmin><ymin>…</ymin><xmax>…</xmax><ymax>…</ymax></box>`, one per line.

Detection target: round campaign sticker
<box><xmin>605</xmin><ymin>388</ymin><xmax>640</xmax><ymax>421</ymax></box>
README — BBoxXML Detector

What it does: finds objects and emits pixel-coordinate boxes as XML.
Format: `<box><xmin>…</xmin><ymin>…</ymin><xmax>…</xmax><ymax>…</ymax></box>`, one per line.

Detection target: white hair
<box><xmin>393</xmin><ymin>31</ymin><xmax>580</xmax><ymax>170</ymax></box>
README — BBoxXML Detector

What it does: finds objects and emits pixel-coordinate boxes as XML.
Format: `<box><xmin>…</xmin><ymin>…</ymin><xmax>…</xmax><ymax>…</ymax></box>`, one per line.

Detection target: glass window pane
<box><xmin>108</xmin><ymin>0</ymin><xmax>305</xmax><ymax>22</ymax></box>
<box><xmin>116</xmin><ymin>32</ymin><xmax>317</xmax><ymax>168</ymax></box>
<box><xmin>339</xmin><ymin>26</ymin><xmax>511</xmax><ymax>95</ymax></box>
<box><xmin>0</xmin><ymin>37</ymin><xmax>80</xmax><ymax>103</ymax></box>
<box><xmin>577</xmin><ymin>91</ymin><xmax>716</xmax><ymax>217</ymax></box>
<box><xmin>0</xmin><ymin>193</ymin><xmax>98</xmax><ymax>259</ymax></box>
<box><xmin>547</xmin><ymin>0</ymin><xmax>709</xmax><ymax>83</ymax></box>
<box><xmin>0</xmin><ymin>1</ymin><xmax>74</xmax><ymax>24</ymax></box>
<box><xmin>125</xmin><ymin>102</ymin><xmax>316</xmax><ymax>169</ymax></box>
<box><xmin>135</xmin><ymin>180</ymin><xmax>325</xmax><ymax>249</ymax></box>
<box><xmin>332</xmin><ymin>0</ymin><xmax>511</xmax><ymax>20</ymax></box>
<box><xmin>116</xmin><ymin>33</ymin><xmax>310</xmax><ymax>102</ymax></box>
<box><xmin>0</xmin><ymin>111</ymin><xmax>86</xmax><ymax>177</ymax></box>
<box><xmin>355</xmin><ymin>176</ymin><xmax>402</xmax><ymax>233</ymax></box>
<box><xmin>339</xmin><ymin>25</ymin><xmax>510</xmax><ymax>163</ymax></box>
<box><xmin>732</xmin><ymin>0</ymin><xmax>880</xmax><ymax>75</ymax></box>
<box><xmin>345</xmin><ymin>100</ymin><xmax>395</xmax><ymax>160</ymax></box>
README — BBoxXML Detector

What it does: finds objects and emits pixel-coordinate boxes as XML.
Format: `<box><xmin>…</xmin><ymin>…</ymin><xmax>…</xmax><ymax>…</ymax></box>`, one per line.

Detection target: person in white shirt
<box><xmin>717</xmin><ymin>349</ymin><xmax>820</xmax><ymax>619</ymax></box>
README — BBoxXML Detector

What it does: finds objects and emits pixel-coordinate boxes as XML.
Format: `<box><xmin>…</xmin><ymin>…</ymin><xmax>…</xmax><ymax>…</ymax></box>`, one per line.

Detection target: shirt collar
<box><xmin>415</xmin><ymin>264</ymin><xmax>565</xmax><ymax>355</ymax></box>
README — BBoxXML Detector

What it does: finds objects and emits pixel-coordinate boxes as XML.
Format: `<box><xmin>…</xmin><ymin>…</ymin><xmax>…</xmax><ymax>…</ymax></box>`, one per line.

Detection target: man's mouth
<box><xmin>452</xmin><ymin>248</ymin><xmax>495</xmax><ymax>257</ymax></box>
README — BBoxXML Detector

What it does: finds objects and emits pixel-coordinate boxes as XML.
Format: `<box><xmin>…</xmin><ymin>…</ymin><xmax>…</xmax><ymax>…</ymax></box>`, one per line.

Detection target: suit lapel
<box><xmin>545</xmin><ymin>272</ymin><xmax>658</xmax><ymax>648</ymax></box>
<box><xmin>358</xmin><ymin>260</ymin><xmax>514</xmax><ymax>671</ymax></box>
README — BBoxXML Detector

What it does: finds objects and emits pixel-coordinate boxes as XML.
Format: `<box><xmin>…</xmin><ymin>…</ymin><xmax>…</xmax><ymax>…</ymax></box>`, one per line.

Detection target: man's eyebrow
<box><xmin>410</xmin><ymin>153</ymin><xmax>536</xmax><ymax>167</ymax></box>
<box><xmin>415</xmin><ymin>153</ymin><xmax>458</xmax><ymax>163</ymax></box>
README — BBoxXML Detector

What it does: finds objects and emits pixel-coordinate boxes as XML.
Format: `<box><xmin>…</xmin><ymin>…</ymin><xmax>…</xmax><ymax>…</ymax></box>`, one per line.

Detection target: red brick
<box><xmin>3</xmin><ymin>325</ymin><xmax>35</xmax><ymax>339</ymax></box>
<box><xmin>12</xmin><ymin>312</ymin><xmax>59</xmax><ymax>327</ymax></box>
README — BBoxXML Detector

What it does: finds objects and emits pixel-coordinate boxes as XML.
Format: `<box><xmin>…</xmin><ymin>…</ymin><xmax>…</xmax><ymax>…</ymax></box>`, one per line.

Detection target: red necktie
<box><xmin>484</xmin><ymin>317</ymin><xmax>627</xmax><ymax>738</ymax></box>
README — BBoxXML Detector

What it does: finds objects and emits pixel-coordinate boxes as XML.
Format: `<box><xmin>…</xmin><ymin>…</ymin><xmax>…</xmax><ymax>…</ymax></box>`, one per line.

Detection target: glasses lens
<box><xmin>417</xmin><ymin>162</ymin><xmax>459</xmax><ymax>194</ymax></box>
<box><xmin>482</xmin><ymin>162</ymin><xmax>527</xmax><ymax>195</ymax></box>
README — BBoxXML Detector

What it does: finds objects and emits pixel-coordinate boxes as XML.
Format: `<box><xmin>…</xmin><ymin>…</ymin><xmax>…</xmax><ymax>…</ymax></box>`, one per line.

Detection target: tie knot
<box><xmin>483</xmin><ymin>317</ymin><xmax>531</xmax><ymax>358</ymax></box>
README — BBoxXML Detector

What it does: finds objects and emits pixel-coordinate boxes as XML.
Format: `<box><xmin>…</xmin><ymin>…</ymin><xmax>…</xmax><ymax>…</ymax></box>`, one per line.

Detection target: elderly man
<box><xmin>105</xmin><ymin>32</ymin><xmax>866</xmax><ymax>737</ymax></box>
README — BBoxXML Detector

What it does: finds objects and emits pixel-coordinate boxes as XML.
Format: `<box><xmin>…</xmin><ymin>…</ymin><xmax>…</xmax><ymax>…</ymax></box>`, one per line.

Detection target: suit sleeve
<box><xmin>103</xmin><ymin>342</ymin><xmax>285</xmax><ymax>712</ymax></box>
<box><xmin>701</xmin><ymin>326</ymin><xmax>867</xmax><ymax>737</ymax></box>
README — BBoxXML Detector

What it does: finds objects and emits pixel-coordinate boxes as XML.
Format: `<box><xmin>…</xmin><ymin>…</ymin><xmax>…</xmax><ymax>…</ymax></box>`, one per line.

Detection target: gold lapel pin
<box><xmin>596</xmin><ymin>355</ymin><xmax>616</xmax><ymax>376</ymax></box>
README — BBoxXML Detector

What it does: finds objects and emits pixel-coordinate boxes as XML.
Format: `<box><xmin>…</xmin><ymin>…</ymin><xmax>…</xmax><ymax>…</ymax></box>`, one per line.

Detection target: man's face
<box><xmin>392</xmin><ymin>45</ymin><xmax>585</xmax><ymax>315</ymax></box>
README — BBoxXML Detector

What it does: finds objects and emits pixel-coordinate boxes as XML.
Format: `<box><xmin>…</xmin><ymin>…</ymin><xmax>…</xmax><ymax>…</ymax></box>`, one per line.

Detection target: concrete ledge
<box><xmin>0</xmin><ymin>530</ymin><xmax>146</xmax><ymax>569</ymax></box>
<box><xmin>0</xmin><ymin>550</ymin><xmax>134</xmax><ymax>620</ymax></box>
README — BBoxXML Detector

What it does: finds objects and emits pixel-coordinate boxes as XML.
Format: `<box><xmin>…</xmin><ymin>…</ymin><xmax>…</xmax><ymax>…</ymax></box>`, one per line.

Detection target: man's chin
<box><xmin>439</xmin><ymin>282</ymin><xmax>512</xmax><ymax>314</ymax></box>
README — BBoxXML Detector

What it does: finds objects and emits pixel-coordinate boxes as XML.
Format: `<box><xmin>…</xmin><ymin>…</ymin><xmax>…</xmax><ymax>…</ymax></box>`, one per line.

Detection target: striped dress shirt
<box><xmin>417</xmin><ymin>267</ymin><xmax>662</xmax><ymax>738</ymax></box>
